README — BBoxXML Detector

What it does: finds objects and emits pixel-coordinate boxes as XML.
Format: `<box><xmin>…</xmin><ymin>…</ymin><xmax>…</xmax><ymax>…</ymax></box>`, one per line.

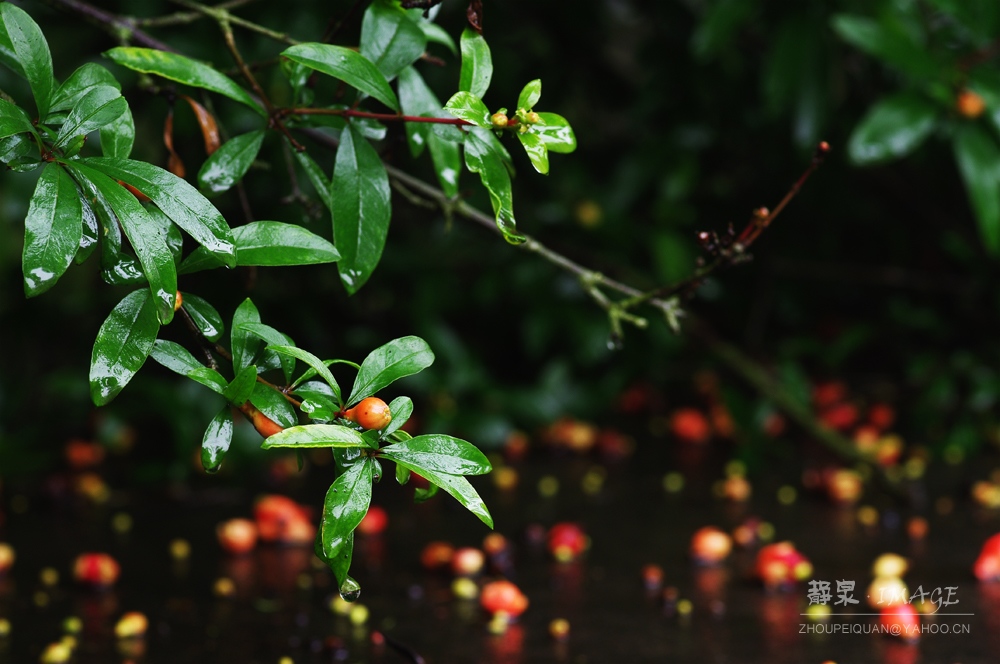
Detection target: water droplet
<box><xmin>606</xmin><ymin>334</ymin><xmax>623</xmax><ymax>351</ymax></box>
<box><xmin>339</xmin><ymin>576</ymin><xmax>361</xmax><ymax>602</ymax></box>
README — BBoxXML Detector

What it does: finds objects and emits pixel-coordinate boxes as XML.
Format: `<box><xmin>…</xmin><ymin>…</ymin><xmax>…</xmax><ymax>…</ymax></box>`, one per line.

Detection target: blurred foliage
<box><xmin>3</xmin><ymin>0</ymin><xmax>1000</xmax><ymax>481</ymax></box>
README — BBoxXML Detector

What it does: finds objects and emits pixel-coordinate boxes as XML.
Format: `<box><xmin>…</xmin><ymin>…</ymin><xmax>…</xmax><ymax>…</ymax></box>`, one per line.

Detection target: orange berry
<box><xmin>216</xmin><ymin>518</ymin><xmax>258</xmax><ymax>555</ymax></box>
<box><xmin>249</xmin><ymin>407</ymin><xmax>284</xmax><ymax>438</ymax></box>
<box><xmin>957</xmin><ymin>89</ymin><xmax>986</xmax><ymax>119</ymax></box>
<box><xmin>690</xmin><ymin>526</ymin><xmax>732</xmax><ymax>565</ymax></box>
<box><xmin>670</xmin><ymin>408</ymin><xmax>711</xmax><ymax>444</ymax></box>
<box><xmin>345</xmin><ymin>397</ymin><xmax>392</xmax><ymax>430</ymax></box>
<box><xmin>480</xmin><ymin>579</ymin><xmax>529</xmax><ymax>617</ymax></box>
<box><xmin>173</xmin><ymin>290</ymin><xmax>183</xmax><ymax>312</ymax></box>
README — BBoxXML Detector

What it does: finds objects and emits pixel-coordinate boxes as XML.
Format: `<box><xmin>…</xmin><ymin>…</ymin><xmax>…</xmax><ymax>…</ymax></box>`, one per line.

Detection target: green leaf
<box><xmin>0</xmin><ymin>98</ymin><xmax>35</xmax><ymax>140</ymax></box>
<box><xmin>360</xmin><ymin>0</ymin><xmax>427</xmax><ymax>82</ymax></box>
<box><xmin>89</xmin><ymin>289</ymin><xmax>160</xmax><ymax>406</ymax></box>
<box><xmin>149</xmin><ymin>339</ymin><xmax>227</xmax><ymax>393</ymax></box>
<box><xmin>291</xmin><ymin>148</ymin><xmax>334</xmax><ymax>211</ymax></box>
<box><xmin>231</xmin><ymin>298</ymin><xmax>261</xmax><ymax>375</ymax></box>
<box><xmin>416</xmin><ymin>20</ymin><xmax>457</xmax><ymax>56</ymax></box>
<box><xmin>464</xmin><ymin>127</ymin><xmax>523</xmax><ymax>244</ymax></box>
<box><xmin>75</xmin><ymin>189</ymin><xmax>99</xmax><ymax>264</ymax></box>
<box><xmin>398</xmin><ymin>66</ymin><xmax>462</xmax><ymax>196</ymax></box>
<box><xmin>68</xmin><ymin>162</ymin><xmax>177</xmax><ymax>323</ymax></box>
<box><xmin>261</xmin><ymin>424</ymin><xmax>368</xmax><ymax>449</ymax></box>
<box><xmin>99</xmin><ymin>105</ymin><xmax>135</xmax><ymax>159</ymax></box>
<box><xmin>348</xmin><ymin>336</ymin><xmax>434</xmax><ymax>406</ymax></box>
<box><xmin>22</xmin><ymin>163</ymin><xmax>83</xmax><ymax>297</ymax></box>
<box><xmin>104</xmin><ymin>47</ymin><xmax>265</xmax><ymax>116</ymax></box>
<box><xmin>179</xmin><ymin>292</ymin><xmax>224</xmax><ymax>341</ymax></box>
<box><xmin>249</xmin><ymin>381</ymin><xmax>297</xmax><ymax>428</ymax></box>
<box><xmin>444</xmin><ymin>90</ymin><xmax>490</xmax><ymax>128</ymax></box>
<box><xmin>198</xmin><ymin>129</ymin><xmax>265</xmax><ymax>195</ymax></box>
<box><xmin>49</xmin><ymin>63</ymin><xmax>120</xmax><ymax>113</ymax></box>
<box><xmin>517</xmin><ymin>131</ymin><xmax>549</xmax><ymax>175</ymax></box>
<box><xmin>534</xmin><ymin>112</ymin><xmax>577</xmax><ymax>154</ymax></box>
<box><xmin>318</xmin><ymin>458</ymin><xmax>374</xmax><ymax>585</ymax></box>
<box><xmin>201</xmin><ymin>407</ymin><xmax>234</xmax><ymax>473</ymax></box>
<box><xmin>83</xmin><ymin>157</ymin><xmax>236</xmax><ymax>268</ymax></box>
<box><xmin>379</xmin><ymin>434</ymin><xmax>491</xmax><ymax>475</ymax></box>
<box><xmin>180</xmin><ymin>221</ymin><xmax>340</xmax><ymax>273</ymax></box>
<box><xmin>265</xmin><ymin>344</ymin><xmax>341</xmax><ymax>403</ymax></box>
<box><xmin>294</xmin><ymin>381</ymin><xmax>341</xmax><ymax>421</ymax></box>
<box><xmin>517</xmin><ymin>79</ymin><xmax>541</xmax><ymax>110</ymax></box>
<box><xmin>224</xmin><ymin>364</ymin><xmax>258</xmax><ymax>406</ymax></box>
<box><xmin>390</xmin><ymin>458</ymin><xmax>492</xmax><ymax>528</ymax></box>
<box><xmin>954</xmin><ymin>124</ymin><xmax>1000</xmax><ymax>254</ymax></box>
<box><xmin>0</xmin><ymin>3</ymin><xmax>54</xmax><ymax>118</ymax></box>
<box><xmin>830</xmin><ymin>14</ymin><xmax>943</xmax><ymax>80</ymax></box>
<box><xmin>847</xmin><ymin>93</ymin><xmax>938</xmax><ymax>165</ymax></box>
<box><xmin>281</xmin><ymin>43</ymin><xmax>400</xmax><ymax>111</ymax></box>
<box><xmin>333</xmin><ymin>123</ymin><xmax>391</xmax><ymax>294</ymax></box>
<box><xmin>459</xmin><ymin>27</ymin><xmax>491</xmax><ymax>98</ymax></box>
<box><xmin>383</xmin><ymin>396</ymin><xmax>413</xmax><ymax>436</ymax></box>
<box><xmin>55</xmin><ymin>86</ymin><xmax>127</xmax><ymax>149</ymax></box>
<box><xmin>232</xmin><ymin>323</ymin><xmax>295</xmax><ymax>383</ymax></box>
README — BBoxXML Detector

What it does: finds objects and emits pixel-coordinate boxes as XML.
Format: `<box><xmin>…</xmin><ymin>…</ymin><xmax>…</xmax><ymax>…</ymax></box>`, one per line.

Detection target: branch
<box><xmin>43</xmin><ymin>0</ymin><xmax>177</xmax><ymax>51</ymax></box>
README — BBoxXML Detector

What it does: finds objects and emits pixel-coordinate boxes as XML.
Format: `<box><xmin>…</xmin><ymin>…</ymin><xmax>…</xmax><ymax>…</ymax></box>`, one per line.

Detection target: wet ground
<box><xmin>2</xmin><ymin>434</ymin><xmax>999</xmax><ymax>663</ymax></box>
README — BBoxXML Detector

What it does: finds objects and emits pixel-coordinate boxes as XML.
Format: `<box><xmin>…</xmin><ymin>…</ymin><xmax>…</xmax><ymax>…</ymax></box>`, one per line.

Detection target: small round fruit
<box><xmin>670</xmin><ymin>408</ymin><xmax>711</xmax><ymax>444</ymax></box>
<box><xmin>547</xmin><ymin>523</ymin><xmax>588</xmax><ymax>563</ymax></box>
<box><xmin>690</xmin><ymin>526</ymin><xmax>732</xmax><ymax>565</ymax></box>
<box><xmin>73</xmin><ymin>552</ymin><xmax>120</xmax><ymax>587</ymax></box>
<box><xmin>491</xmin><ymin>112</ymin><xmax>509</xmax><ymax>128</ymax></box>
<box><xmin>957</xmin><ymin>89</ymin><xmax>986</xmax><ymax>119</ymax></box>
<box><xmin>420</xmin><ymin>541</ymin><xmax>455</xmax><ymax>570</ymax></box>
<box><xmin>114</xmin><ymin>612</ymin><xmax>148</xmax><ymax>639</ymax></box>
<box><xmin>357</xmin><ymin>505</ymin><xmax>388</xmax><ymax>536</ymax></box>
<box><xmin>345</xmin><ymin>397</ymin><xmax>392</xmax><ymax>430</ymax></box>
<box><xmin>216</xmin><ymin>518</ymin><xmax>258</xmax><ymax>555</ymax></box>
<box><xmin>451</xmin><ymin>547</ymin><xmax>486</xmax><ymax>576</ymax></box>
<box><xmin>480</xmin><ymin>579</ymin><xmax>529</xmax><ymax>617</ymax></box>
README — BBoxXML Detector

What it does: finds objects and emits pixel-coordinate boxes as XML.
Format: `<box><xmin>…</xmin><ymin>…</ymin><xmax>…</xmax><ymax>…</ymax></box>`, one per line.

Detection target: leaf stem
<box><xmin>282</xmin><ymin>107</ymin><xmax>473</xmax><ymax>126</ymax></box>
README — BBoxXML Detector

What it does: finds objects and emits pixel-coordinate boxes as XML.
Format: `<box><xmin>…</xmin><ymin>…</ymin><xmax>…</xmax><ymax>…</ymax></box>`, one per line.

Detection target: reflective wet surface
<box><xmin>1</xmin><ymin>438</ymin><xmax>999</xmax><ymax>663</ymax></box>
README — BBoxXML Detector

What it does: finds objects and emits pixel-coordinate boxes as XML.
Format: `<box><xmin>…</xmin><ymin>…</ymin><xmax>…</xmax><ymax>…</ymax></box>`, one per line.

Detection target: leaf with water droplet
<box><xmin>339</xmin><ymin>575</ymin><xmax>362</xmax><ymax>602</ymax></box>
<box><xmin>89</xmin><ymin>289</ymin><xmax>160</xmax><ymax>406</ymax></box>
<box><xmin>201</xmin><ymin>407</ymin><xmax>233</xmax><ymax>472</ymax></box>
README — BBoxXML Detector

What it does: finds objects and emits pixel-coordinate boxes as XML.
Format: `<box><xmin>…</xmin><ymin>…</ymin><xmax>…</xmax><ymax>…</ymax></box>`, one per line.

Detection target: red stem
<box><xmin>284</xmin><ymin>107</ymin><xmax>475</xmax><ymax>126</ymax></box>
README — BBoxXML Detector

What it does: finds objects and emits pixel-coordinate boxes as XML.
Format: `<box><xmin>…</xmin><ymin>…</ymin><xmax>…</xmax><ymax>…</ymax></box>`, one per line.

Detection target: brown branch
<box><xmin>283</xmin><ymin>107</ymin><xmax>473</xmax><ymax>126</ymax></box>
<box><xmin>43</xmin><ymin>0</ymin><xmax>178</xmax><ymax>51</ymax></box>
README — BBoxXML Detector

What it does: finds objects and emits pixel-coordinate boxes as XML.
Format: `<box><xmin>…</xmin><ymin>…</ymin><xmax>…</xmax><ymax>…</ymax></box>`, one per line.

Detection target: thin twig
<box><xmin>43</xmin><ymin>0</ymin><xmax>177</xmax><ymax>51</ymax></box>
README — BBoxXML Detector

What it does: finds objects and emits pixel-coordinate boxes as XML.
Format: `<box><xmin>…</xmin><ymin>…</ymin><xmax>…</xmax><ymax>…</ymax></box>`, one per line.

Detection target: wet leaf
<box><xmin>459</xmin><ymin>27</ymin><xmax>490</xmax><ymax>98</ymax></box>
<box><xmin>517</xmin><ymin>79</ymin><xmax>541</xmax><ymax>111</ymax></box>
<box><xmin>281</xmin><ymin>43</ymin><xmax>400</xmax><ymax>111</ymax></box>
<box><xmin>49</xmin><ymin>63</ymin><xmax>120</xmax><ymax>113</ymax></box>
<box><xmin>198</xmin><ymin>129</ymin><xmax>264</xmax><ymax>194</ymax></box>
<box><xmin>0</xmin><ymin>98</ymin><xmax>34</xmax><ymax>140</ymax></box>
<box><xmin>954</xmin><ymin>123</ymin><xmax>1000</xmax><ymax>254</ymax></box>
<box><xmin>261</xmin><ymin>424</ymin><xmax>368</xmax><ymax>449</ymax></box>
<box><xmin>0</xmin><ymin>3</ymin><xmax>54</xmax><ymax>118</ymax></box>
<box><xmin>99</xmin><ymin>105</ymin><xmax>135</xmax><ymax>158</ymax></box>
<box><xmin>348</xmin><ymin>336</ymin><xmax>434</xmax><ymax>406</ymax></box>
<box><xmin>398</xmin><ymin>66</ymin><xmax>461</xmax><ymax>196</ymax></box>
<box><xmin>464</xmin><ymin>127</ymin><xmax>523</xmax><ymax>244</ymax></box>
<box><xmin>332</xmin><ymin>123</ymin><xmax>390</xmax><ymax>294</ymax></box>
<box><xmin>180</xmin><ymin>221</ymin><xmax>339</xmax><ymax>273</ymax></box>
<box><xmin>383</xmin><ymin>396</ymin><xmax>413</xmax><ymax>436</ymax></box>
<box><xmin>22</xmin><ymin>163</ymin><xmax>82</xmax><ymax>297</ymax></box>
<box><xmin>847</xmin><ymin>93</ymin><xmax>938</xmax><ymax>165</ymax></box>
<box><xmin>831</xmin><ymin>14</ymin><xmax>943</xmax><ymax>80</ymax></box>
<box><xmin>179</xmin><ymin>292</ymin><xmax>224</xmax><ymax>341</ymax></box>
<box><xmin>291</xmin><ymin>149</ymin><xmax>334</xmax><ymax>212</ymax></box>
<box><xmin>201</xmin><ymin>407</ymin><xmax>234</xmax><ymax>472</ymax></box>
<box><xmin>360</xmin><ymin>0</ymin><xmax>427</xmax><ymax>82</ymax></box>
<box><xmin>379</xmin><ymin>434</ymin><xmax>491</xmax><ymax>475</ymax></box>
<box><xmin>75</xmin><ymin>189</ymin><xmax>98</xmax><ymax>264</ymax></box>
<box><xmin>224</xmin><ymin>364</ymin><xmax>259</xmax><ymax>406</ymax></box>
<box><xmin>444</xmin><ymin>90</ymin><xmax>489</xmax><ymax>127</ymax></box>
<box><xmin>265</xmin><ymin>344</ymin><xmax>341</xmax><ymax>403</ymax></box>
<box><xmin>89</xmin><ymin>289</ymin><xmax>160</xmax><ymax>406</ymax></box>
<box><xmin>250</xmin><ymin>381</ymin><xmax>297</xmax><ymax>428</ymax></box>
<box><xmin>54</xmin><ymin>86</ymin><xmax>127</xmax><ymax>149</ymax></box>
<box><xmin>230</xmin><ymin>298</ymin><xmax>263</xmax><ymax>377</ymax></box>
<box><xmin>84</xmin><ymin>156</ymin><xmax>236</xmax><ymax>268</ymax></box>
<box><xmin>104</xmin><ymin>47</ymin><xmax>265</xmax><ymax>116</ymax></box>
<box><xmin>294</xmin><ymin>381</ymin><xmax>341</xmax><ymax>421</ymax></box>
<box><xmin>534</xmin><ymin>112</ymin><xmax>576</xmax><ymax>153</ymax></box>
<box><xmin>68</xmin><ymin>162</ymin><xmax>177</xmax><ymax>323</ymax></box>
<box><xmin>388</xmin><ymin>458</ymin><xmax>492</xmax><ymax>528</ymax></box>
<box><xmin>517</xmin><ymin>130</ymin><xmax>549</xmax><ymax>175</ymax></box>
<box><xmin>318</xmin><ymin>457</ymin><xmax>375</xmax><ymax>585</ymax></box>
<box><xmin>234</xmin><ymin>323</ymin><xmax>295</xmax><ymax>383</ymax></box>
<box><xmin>149</xmin><ymin>339</ymin><xmax>226</xmax><ymax>394</ymax></box>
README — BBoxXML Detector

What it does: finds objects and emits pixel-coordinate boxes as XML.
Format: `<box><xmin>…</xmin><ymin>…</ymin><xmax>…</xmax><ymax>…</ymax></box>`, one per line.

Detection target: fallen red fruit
<box><xmin>690</xmin><ymin>526</ymin><xmax>732</xmax><ymax>565</ymax></box>
<box><xmin>754</xmin><ymin>542</ymin><xmax>812</xmax><ymax>591</ymax></box>
<box><xmin>216</xmin><ymin>518</ymin><xmax>258</xmax><ymax>555</ymax></box>
<box><xmin>357</xmin><ymin>505</ymin><xmax>388</xmax><ymax>536</ymax></box>
<box><xmin>670</xmin><ymin>408</ymin><xmax>711</xmax><ymax>444</ymax></box>
<box><xmin>880</xmin><ymin>603</ymin><xmax>919</xmax><ymax>641</ymax></box>
<box><xmin>480</xmin><ymin>579</ymin><xmax>529</xmax><ymax>617</ymax></box>
<box><xmin>73</xmin><ymin>552</ymin><xmax>120</xmax><ymax>587</ymax></box>
<box><xmin>420</xmin><ymin>541</ymin><xmax>455</xmax><ymax>570</ymax></box>
<box><xmin>254</xmin><ymin>494</ymin><xmax>313</xmax><ymax>545</ymax></box>
<box><xmin>547</xmin><ymin>522</ymin><xmax>588</xmax><ymax>563</ymax></box>
<box><xmin>451</xmin><ymin>547</ymin><xmax>486</xmax><ymax>576</ymax></box>
<box><xmin>973</xmin><ymin>533</ymin><xmax>1000</xmax><ymax>581</ymax></box>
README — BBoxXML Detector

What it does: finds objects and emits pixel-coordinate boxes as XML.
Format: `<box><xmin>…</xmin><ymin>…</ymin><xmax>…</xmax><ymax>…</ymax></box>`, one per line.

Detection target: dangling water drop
<box><xmin>339</xmin><ymin>575</ymin><xmax>361</xmax><ymax>602</ymax></box>
<box><xmin>606</xmin><ymin>333</ymin><xmax>624</xmax><ymax>351</ymax></box>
